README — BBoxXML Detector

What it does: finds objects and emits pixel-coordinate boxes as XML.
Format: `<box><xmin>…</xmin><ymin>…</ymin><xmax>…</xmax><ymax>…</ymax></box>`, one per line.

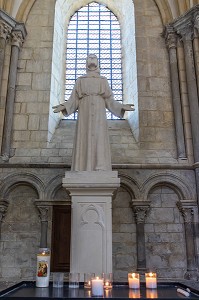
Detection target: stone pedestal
<box><xmin>62</xmin><ymin>171</ymin><xmax>120</xmax><ymax>279</ymax></box>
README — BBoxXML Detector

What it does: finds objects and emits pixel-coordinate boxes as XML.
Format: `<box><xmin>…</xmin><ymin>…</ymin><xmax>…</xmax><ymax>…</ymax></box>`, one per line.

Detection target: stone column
<box><xmin>1</xmin><ymin>24</ymin><xmax>26</xmax><ymax>161</ymax></box>
<box><xmin>0</xmin><ymin>200</ymin><xmax>9</xmax><ymax>238</ymax></box>
<box><xmin>0</xmin><ymin>10</ymin><xmax>16</xmax><ymax>98</ymax></box>
<box><xmin>177</xmin><ymin>201</ymin><xmax>198</xmax><ymax>280</ymax></box>
<box><xmin>193</xmin><ymin>13</ymin><xmax>199</xmax><ymax>96</ymax></box>
<box><xmin>177</xmin><ymin>25</ymin><xmax>199</xmax><ymax>163</ymax></box>
<box><xmin>164</xmin><ymin>26</ymin><xmax>186</xmax><ymax>159</ymax></box>
<box><xmin>0</xmin><ymin>21</ymin><xmax>11</xmax><ymax>96</ymax></box>
<box><xmin>35</xmin><ymin>202</ymin><xmax>50</xmax><ymax>248</ymax></box>
<box><xmin>132</xmin><ymin>200</ymin><xmax>150</xmax><ymax>273</ymax></box>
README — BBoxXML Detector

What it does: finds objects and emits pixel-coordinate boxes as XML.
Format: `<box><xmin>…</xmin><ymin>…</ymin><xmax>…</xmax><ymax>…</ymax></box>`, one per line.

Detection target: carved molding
<box><xmin>0</xmin><ymin>21</ymin><xmax>12</xmax><ymax>40</ymax></box>
<box><xmin>0</xmin><ymin>200</ymin><xmax>9</xmax><ymax>222</ymax></box>
<box><xmin>80</xmin><ymin>203</ymin><xmax>105</xmax><ymax>228</ymax></box>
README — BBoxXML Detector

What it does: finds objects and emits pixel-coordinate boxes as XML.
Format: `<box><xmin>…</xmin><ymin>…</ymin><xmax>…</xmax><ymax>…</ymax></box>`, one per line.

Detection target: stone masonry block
<box><xmin>154</xmin><ymin>224</ymin><xmax>167</xmax><ymax>232</ymax></box>
<box><xmin>17</xmin><ymin>73</ymin><xmax>32</xmax><ymax>86</ymax></box>
<box><xmin>13</xmin><ymin>115</ymin><xmax>28</xmax><ymax>130</ymax></box>
<box><xmin>13</xmin><ymin>131</ymin><xmax>30</xmax><ymax>141</ymax></box>
<box><xmin>32</xmin><ymin>73</ymin><xmax>51</xmax><ymax>91</ymax></box>
<box><xmin>21</xmin><ymin>48</ymin><xmax>33</xmax><ymax>60</ymax></box>
<box><xmin>2</xmin><ymin>267</ymin><xmax>21</xmax><ymax>279</ymax></box>
<box><xmin>26</xmin><ymin>103</ymin><xmax>49</xmax><ymax>114</ymax></box>
<box><xmin>147</xmin><ymin>208</ymin><xmax>175</xmax><ymax>223</ymax></box>
<box><xmin>167</xmin><ymin>224</ymin><xmax>183</xmax><ymax>232</ymax></box>
<box><xmin>30</xmin><ymin>131</ymin><xmax>48</xmax><ymax>142</ymax></box>
<box><xmin>26</xmin><ymin>60</ymin><xmax>43</xmax><ymax>73</ymax></box>
<box><xmin>27</xmin><ymin>14</ymin><xmax>49</xmax><ymax>26</ymax></box>
<box><xmin>28</xmin><ymin>115</ymin><xmax>40</xmax><ymax>130</ymax></box>
<box><xmin>112</xmin><ymin>233</ymin><xmax>132</xmax><ymax>243</ymax></box>
<box><xmin>15</xmin><ymin>90</ymin><xmax>38</xmax><ymax>103</ymax></box>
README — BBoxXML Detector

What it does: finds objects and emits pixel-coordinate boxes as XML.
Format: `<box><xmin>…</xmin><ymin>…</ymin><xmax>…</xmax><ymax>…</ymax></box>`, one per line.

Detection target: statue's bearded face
<box><xmin>87</xmin><ymin>55</ymin><xmax>98</xmax><ymax>70</ymax></box>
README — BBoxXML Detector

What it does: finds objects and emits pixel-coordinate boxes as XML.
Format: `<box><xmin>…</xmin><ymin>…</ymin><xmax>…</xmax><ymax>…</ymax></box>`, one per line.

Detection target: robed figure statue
<box><xmin>53</xmin><ymin>54</ymin><xmax>134</xmax><ymax>171</ymax></box>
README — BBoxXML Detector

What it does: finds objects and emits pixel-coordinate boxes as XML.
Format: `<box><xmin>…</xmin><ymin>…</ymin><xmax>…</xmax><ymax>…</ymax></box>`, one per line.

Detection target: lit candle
<box><xmin>36</xmin><ymin>248</ymin><xmax>50</xmax><ymax>287</ymax></box>
<box><xmin>145</xmin><ymin>273</ymin><xmax>157</xmax><ymax>289</ymax></box>
<box><xmin>91</xmin><ymin>277</ymin><xmax>104</xmax><ymax>296</ymax></box>
<box><xmin>102</xmin><ymin>273</ymin><xmax>112</xmax><ymax>289</ymax></box>
<box><xmin>84</xmin><ymin>273</ymin><xmax>95</xmax><ymax>289</ymax></box>
<box><xmin>128</xmin><ymin>273</ymin><xmax>140</xmax><ymax>289</ymax></box>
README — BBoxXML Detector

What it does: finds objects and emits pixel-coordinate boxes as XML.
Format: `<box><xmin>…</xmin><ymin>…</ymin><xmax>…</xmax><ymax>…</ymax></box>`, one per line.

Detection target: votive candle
<box><xmin>91</xmin><ymin>276</ymin><xmax>104</xmax><ymax>296</ymax></box>
<box><xmin>128</xmin><ymin>273</ymin><xmax>140</xmax><ymax>289</ymax></box>
<box><xmin>145</xmin><ymin>272</ymin><xmax>157</xmax><ymax>289</ymax></box>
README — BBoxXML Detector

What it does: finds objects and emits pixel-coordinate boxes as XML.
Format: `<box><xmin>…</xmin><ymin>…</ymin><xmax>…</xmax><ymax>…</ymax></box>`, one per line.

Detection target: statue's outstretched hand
<box><xmin>52</xmin><ymin>104</ymin><xmax>66</xmax><ymax>113</ymax></box>
<box><xmin>122</xmin><ymin>104</ymin><xmax>135</xmax><ymax>111</ymax></box>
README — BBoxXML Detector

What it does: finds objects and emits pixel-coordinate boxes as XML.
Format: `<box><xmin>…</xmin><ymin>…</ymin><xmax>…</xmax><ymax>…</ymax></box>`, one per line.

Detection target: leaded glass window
<box><xmin>65</xmin><ymin>1</ymin><xmax>123</xmax><ymax>119</ymax></box>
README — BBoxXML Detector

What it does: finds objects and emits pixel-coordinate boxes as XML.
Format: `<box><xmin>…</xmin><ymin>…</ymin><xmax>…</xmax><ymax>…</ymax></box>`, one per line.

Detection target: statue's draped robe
<box><xmin>62</xmin><ymin>72</ymin><xmax>125</xmax><ymax>171</ymax></box>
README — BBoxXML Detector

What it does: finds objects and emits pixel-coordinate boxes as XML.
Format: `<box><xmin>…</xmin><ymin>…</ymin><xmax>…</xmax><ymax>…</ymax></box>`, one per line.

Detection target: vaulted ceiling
<box><xmin>0</xmin><ymin>0</ymin><xmax>199</xmax><ymax>24</ymax></box>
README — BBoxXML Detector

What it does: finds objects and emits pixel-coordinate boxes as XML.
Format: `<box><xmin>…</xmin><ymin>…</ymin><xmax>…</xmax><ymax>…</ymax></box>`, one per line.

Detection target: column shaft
<box><xmin>40</xmin><ymin>221</ymin><xmax>48</xmax><ymax>248</ymax></box>
<box><xmin>1</xmin><ymin>44</ymin><xmax>19</xmax><ymax>157</ymax></box>
<box><xmin>166</xmin><ymin>32</ymin><xmax>186</xmax><ymax>158</ymax></box>
<box><xmin>177</xmin><ymin>202</ymin><xmax>198</xmax><ymax>280</ymax></box>
<box><xmin>183</xmin><ymin>36</ymin><xmax>199</xmax><ymax>162</ymax></box>
<box><xmin>0</xmin><ymin>20</ymin><xmax>12</xmax><ymax>98</ymax></box>
<box><xmin>0</xmin><ymin>37</ymin><xmax>6</xmax><ymax>94</ymax></box>
<box><xmin>136</xmin><ymin>222</ymin><xmax>146</xmax><ymax>271</ymax></box>
<box><xmin>1</xmin><ymin>28</ymin><xmax>25</xmax><ymax>159</ymax></box>
<box><xmin>132</xmin><ymin>201</ymin><xmax>150</xmax><ymax>274</ymax></box>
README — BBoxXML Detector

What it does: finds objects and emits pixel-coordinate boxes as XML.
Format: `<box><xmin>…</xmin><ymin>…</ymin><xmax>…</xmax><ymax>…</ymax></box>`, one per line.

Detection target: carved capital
<box><xmin>0</xmin><ymin>200</ymin><xmax>9</xmax><ymax>222</ymax></box>
<box><xmin>177</xmin><ymin>25</ymin><xmax>193</xmax><ymax>41</ymax></box>
<box><xmin>194</xmin><ymin>12</ymin><xmax>199</xmax><ymax>34</ymax></box>
<box><xmin>11</xmin><ymin>31</ymin><xmax>24</xmax><ymax>48</ymax></box>
<box><xmin>37</xmin><ymin>206</ymin><xmax>50</xmax><ymax>222</ymax></box>
<box><xmin>176</xmin><ymin>201</ymin><xmax>194</xmax><ymax>223</ymax></box>
<box><xmin>132</xmin><ymin>201</ymin><xmax>150</xmax><ymax>224</ymax></box>
<box><xmin>0</xmin><ymin>21</ymin><xmax>11</xmax><ymax>40</ymax></box>
<box><xmin>164</xmin><ymin>26</ymin><xmax>178</xmax><ymax>49</ymax></box>
<box><xmin>166</xmin><ymin>32</ymin><xmax>177</xmax><ymax>49</ymax></box>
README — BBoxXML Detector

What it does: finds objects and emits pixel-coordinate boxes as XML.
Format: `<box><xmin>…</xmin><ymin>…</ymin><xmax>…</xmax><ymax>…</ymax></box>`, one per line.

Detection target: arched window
<box><xmin>65</xmin><ymin>1</ymin><xmax>122</xmax><ymax>119</ymax></box>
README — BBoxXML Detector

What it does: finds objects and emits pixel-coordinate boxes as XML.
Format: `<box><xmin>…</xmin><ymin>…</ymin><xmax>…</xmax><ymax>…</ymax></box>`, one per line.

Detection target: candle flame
<box><xmin>105</xmin><ymin>282</ymin><xmax>109</xmax><ymax>286</ymax></box>
<box><xmin>132</xmin><ymin>273</ymin><xmax>135</xmax><ymax>278</ymax></box>
<box><xmin>96</xmin><ymin>276</ymin><xmax>99</xmax><ymax>280</ymax></box>
<box><xmin>149</xmin><ymin>272</ymin><xmax>153</xmax><ymax>277</ymax></box>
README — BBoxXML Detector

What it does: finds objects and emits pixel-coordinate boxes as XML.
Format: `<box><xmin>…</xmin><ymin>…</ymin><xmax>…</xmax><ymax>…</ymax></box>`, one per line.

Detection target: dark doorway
<box><xmin>51</xmin><ymin>205</ymin><xmax>71</xmax><ymax>272</ymax></box>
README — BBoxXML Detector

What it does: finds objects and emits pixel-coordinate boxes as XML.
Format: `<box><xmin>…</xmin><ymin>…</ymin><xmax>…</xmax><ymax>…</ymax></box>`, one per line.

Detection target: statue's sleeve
<box><xmin>102</xmin><ymin>78</ymin><xmax>125</xmax><ymax>119</ymax></box>
<box><xmin>61</xmin><ymin>80</ymin><xmax>80</xmax><ymax>117</ymax></box>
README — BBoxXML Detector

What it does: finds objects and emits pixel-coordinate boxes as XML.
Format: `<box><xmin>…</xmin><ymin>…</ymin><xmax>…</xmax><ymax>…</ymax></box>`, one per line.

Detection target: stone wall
<box><xmin>0</xmin><ymin>166</ymin><xmax>197</xmax><ymax>281</ymax></box>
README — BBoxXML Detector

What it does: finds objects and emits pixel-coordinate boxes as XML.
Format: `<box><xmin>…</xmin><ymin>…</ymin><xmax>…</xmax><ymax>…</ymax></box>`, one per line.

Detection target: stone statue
<box><xmin>53</xmin><ymin>54</ymin><xmax>134</xmax><ymax>171</ymax></box>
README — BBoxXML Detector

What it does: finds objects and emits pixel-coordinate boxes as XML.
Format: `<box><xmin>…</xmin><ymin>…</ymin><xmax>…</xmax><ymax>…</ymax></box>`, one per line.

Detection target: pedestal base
<box><xmin>62</xmin><ymin>171</ymin><xmax>120</xmax><ymax>279</ymax></box>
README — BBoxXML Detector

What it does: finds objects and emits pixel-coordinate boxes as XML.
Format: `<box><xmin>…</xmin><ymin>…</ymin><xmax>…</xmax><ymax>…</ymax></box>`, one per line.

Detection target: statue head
<box><xmin>86</xmin><ymin>54</ymin><xmax>100</xmax><ymax>73</ymax></box>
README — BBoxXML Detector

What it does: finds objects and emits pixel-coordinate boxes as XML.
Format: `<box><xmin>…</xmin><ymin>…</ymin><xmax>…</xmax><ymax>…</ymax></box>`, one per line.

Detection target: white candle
<box><xmin>145</xmin><ymin>273</ymin><xmax>157</xmax><ymax>289</ymax></box>
<box><xmin>128</xmin><ymin>273</ymin><xmax>140</xmax><ymax>289</ymax></box>
<box><xmin>36</xmin><ymin>249</ymin><xmax>50</xmax><ymax>288</ymax></box>
<box><xmin>91</xmin><ymin>277</ymin><xmax>104</xmax><ymax>296</ymax></box>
